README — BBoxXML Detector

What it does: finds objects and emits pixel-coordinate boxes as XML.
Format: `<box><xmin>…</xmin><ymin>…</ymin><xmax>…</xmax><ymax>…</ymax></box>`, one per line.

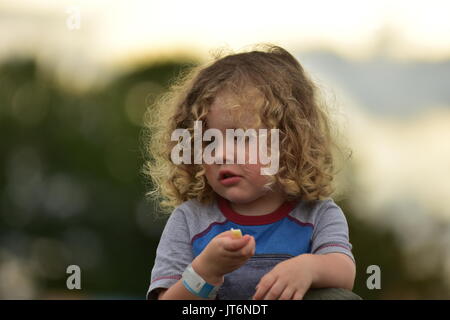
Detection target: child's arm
<box><xmin>157</xmin><ymin>277</ymin><xmax>222</xmax><ymax>300</ymax></box>
<box><xmin>159</xmin><ymin>231</ymin><xmax>255</xmax><ymax>300</ymax></box>
<box><xmin>308</xmin><ymin>253</ymin><xmax>355</xmax><ymax>290</ymax></box>
<box><xmin>252</xmin><ymin>199</ymin><xmax>356</xmax><ymax>301</ymax></box>
<box><xmin>252</xmin><ymin>253</ymin><xmax>355</xmax><ymax>300</ymax></box>
<box><xmin>252</xmin><ymin>200</ymin><xmax>355</xmax><ymax>300</ymax></box>
<box><xmin>157</xmin><ymin>255</ymin><xmax>226</xmax><ymax>300</ymax></box>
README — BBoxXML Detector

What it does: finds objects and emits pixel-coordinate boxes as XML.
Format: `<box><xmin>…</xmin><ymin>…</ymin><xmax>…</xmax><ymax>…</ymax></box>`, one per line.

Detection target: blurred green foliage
<box><xmin>0</xmin><ymin>58</ymin><xmax>191</xmax><ymax>298</ymax></box>
<box><xmin>0</xmin><ymin>58</ymin><xmax>448</xmax><ymax>299</ymax></box>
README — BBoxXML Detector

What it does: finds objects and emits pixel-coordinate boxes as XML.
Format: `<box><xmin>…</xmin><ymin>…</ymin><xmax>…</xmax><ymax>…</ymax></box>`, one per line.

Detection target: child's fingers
<box><xmin>262</xmin><ymin>280</ymin><xmax>286</xmax><ymax>300</ymax></box>
<box><xmin>278</xmin><ymin>286</ymin><xmax>295</xmax><ymax>300</ymax></box>
<box><xmin>215</xmin><ymin>230</ymin><xmax>238</xmax><ymax>239</ymax></box>
<box><xmin>292</xmin><ymin>291</ymin><xmax>304</xmax><ymax>300</ymax></box>
<box><xmin>241</xmin><ymin>235</ymin><xmax>256</xmax><ymax>256</ymax></box>
<box><xmin>225</xmin><ymin>236</ymin><xmax>254</xmax><ymax>258</ymax></box>
<box><xmin>221</xmin><ymin>234</ymin><xmax>251</xmax><ymax>251</ymax></box>
<box><xmin>252</xmin><ymin>273</ymin><xmax>277</xmax><ymax>300</ymax></box>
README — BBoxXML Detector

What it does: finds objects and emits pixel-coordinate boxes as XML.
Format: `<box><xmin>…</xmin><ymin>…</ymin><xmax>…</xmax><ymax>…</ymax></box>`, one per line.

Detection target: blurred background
<box><xmin>1</xmin><ymin>0</ymin><xmax>450</xmax><ymax>299</ymax></box>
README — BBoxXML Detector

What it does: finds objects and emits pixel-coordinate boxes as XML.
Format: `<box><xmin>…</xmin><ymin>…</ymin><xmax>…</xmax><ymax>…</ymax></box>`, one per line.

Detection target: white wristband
<box><xmin>181</xmin><ymin>263</ymin><xmax>221</xmax><ymax>299</ymax></box>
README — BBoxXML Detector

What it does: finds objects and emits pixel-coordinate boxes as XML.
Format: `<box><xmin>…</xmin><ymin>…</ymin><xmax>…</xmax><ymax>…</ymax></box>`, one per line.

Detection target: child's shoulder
<box><xmin>293</xmin><ymin>196</ymin><xmax>337</xmax><ymax>212</ymax></box>
<box><xmin>174</xmin><ymin>198</ymin><xmax>215</xmax><ymax>213</ymax></box>
<box><xmin>169</xmin><ymin>198</ymin><xmax>222</xmax><ymax>224</ymax></box>
<box><xmin>291</xmin><ymin>197</ymin><xmax>345</xmax><ymax>224</ymax></box>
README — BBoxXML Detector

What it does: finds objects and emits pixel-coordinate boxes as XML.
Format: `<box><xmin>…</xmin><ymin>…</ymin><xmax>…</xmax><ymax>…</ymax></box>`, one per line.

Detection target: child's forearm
<box><xmin>159</xmin><ymin>276</ymin><xmax>225</xmax><ymax>300</ymax></box>
<box><xmin>158</xmin><ymin>279</ymin><xmax>209</xmax><ymax>300</ymax></box>
<box><xmin>158</xmin><ymin>259</ymin><xmax>224</xmax><ymax>300</ymax></box>
<box><xmin>303</xmin><ymin>253</ymin><xmax>356</xmax><ymax>290</ymax></box>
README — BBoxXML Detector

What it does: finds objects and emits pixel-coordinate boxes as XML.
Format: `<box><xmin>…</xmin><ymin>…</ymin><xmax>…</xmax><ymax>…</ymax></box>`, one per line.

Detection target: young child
<box><xmin>143</xmin><ymin>44</ymin><xmax>357</xmax><ymax>300</ymax></box>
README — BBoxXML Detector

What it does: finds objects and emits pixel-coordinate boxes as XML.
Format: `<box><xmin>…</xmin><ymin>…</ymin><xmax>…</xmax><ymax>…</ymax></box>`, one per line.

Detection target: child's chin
<box><xmin>219</xmin><ymin>192</ymin><xmax>258</xmax><ymax>204</ymax></box>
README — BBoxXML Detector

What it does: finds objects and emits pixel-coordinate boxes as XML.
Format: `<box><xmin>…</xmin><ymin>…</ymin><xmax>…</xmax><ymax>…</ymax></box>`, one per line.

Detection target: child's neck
<box><xmin>228</xmin><ymin>191</ymin><xmax>287</xmax><ymax>216</ymax></box>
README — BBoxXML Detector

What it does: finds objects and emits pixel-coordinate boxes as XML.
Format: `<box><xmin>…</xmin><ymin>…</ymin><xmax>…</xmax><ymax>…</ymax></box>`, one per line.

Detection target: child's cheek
<box><xmin>202</xmin><ymin>164</ymin><xmax>216</xmax><ymax>184</ymax></box>
<box><xmin>242</xmin><ymin>164</ymin><xmax>267</xmax><ymax>181</ymax></box>
<box><xmin>202</xmin><ymin>164</ymin><xmax>211</xmax><ymax>179</ymax></box>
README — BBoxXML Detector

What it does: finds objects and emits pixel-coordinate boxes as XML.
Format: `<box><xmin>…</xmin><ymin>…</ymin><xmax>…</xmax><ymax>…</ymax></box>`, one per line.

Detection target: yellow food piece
<box><xmin>230</xmin><ymin>228</ymin><xmax>242</xmax><ymax>238</ymax></box>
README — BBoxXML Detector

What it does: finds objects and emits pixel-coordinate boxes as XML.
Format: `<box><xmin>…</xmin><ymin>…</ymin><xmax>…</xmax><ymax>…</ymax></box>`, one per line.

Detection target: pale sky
<box><xmin>1</xmin><ymin>0</ymin><xmax>450</xmax><ymax>68</ymax></box>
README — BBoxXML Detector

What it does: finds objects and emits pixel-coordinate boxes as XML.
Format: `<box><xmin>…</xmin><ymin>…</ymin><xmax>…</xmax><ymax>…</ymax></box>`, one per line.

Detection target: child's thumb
<box><xmin>222</xmin><ymin>235</ymin><xmax>250</xmax><ymax>251</ymax></box>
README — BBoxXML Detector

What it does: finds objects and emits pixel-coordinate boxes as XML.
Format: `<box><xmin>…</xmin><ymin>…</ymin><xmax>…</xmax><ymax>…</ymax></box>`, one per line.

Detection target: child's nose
<box><xmin>215</xmin><ymin>137</ymin><xmax>237</xmax><ymax>164</ymax></box>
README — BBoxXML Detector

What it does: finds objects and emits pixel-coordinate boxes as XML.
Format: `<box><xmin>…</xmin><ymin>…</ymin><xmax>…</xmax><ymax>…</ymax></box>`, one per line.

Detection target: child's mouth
<box><xmin>220</xmin><ymin>175</ymin><xmax>242</xmax><ymax>186</ymax></box>
<box><xmin>219</xmin><ymin>172</ymin><xmax>243</xmax><ymax>186</ymax></box>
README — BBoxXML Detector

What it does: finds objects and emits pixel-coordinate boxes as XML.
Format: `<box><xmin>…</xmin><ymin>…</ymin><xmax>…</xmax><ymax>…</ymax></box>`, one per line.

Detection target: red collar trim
<box><xmin>217</xmin><ymin>195</ymin><xmax>298</xmax><ymax>225</ymax></box>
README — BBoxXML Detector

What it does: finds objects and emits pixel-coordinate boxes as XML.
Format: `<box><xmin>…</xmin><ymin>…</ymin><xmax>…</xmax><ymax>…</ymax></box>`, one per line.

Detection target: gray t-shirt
<box><xmin>147</xmin><ymin>195</ymin><xmax>354</xmax><ymax>299</ymax></box>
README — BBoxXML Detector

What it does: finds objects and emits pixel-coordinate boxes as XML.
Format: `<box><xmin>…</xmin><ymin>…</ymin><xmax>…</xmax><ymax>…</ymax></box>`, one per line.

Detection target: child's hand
<box><xmin>252</xmin><ymin>254</ymin><xmax>314</xmax><ymax>300</ymax></box>
<box><xmin>191</xmin><ymin>230</ymin><xmax>255</xmax><ymax>285</ymax></box>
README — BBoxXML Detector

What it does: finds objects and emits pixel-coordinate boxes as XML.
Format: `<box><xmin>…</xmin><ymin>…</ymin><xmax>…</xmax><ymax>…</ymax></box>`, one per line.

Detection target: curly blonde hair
<box><xmin>142</xmin><ymin>44</ymin><xmax>349</xmax><ymax>213</ymax></box>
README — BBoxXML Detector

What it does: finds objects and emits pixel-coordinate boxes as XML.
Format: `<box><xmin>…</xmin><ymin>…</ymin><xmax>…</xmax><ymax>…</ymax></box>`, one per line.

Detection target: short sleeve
<box><xmin>146</xmin><ymin>206</ymin><xmax>193</xmax><ymax>299</ymax></box>
<box><xmin>310</xmin><ymin>200</ymin><xmax>355</xmax><ymax>264</ymax></box>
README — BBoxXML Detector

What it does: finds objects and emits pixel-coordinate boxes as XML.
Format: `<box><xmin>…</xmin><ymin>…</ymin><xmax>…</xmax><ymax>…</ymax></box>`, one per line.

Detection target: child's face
<box><xmin>203</xmin><ymin>95</ymin><xmax>281</xmax><ymax>206</ymax></box>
